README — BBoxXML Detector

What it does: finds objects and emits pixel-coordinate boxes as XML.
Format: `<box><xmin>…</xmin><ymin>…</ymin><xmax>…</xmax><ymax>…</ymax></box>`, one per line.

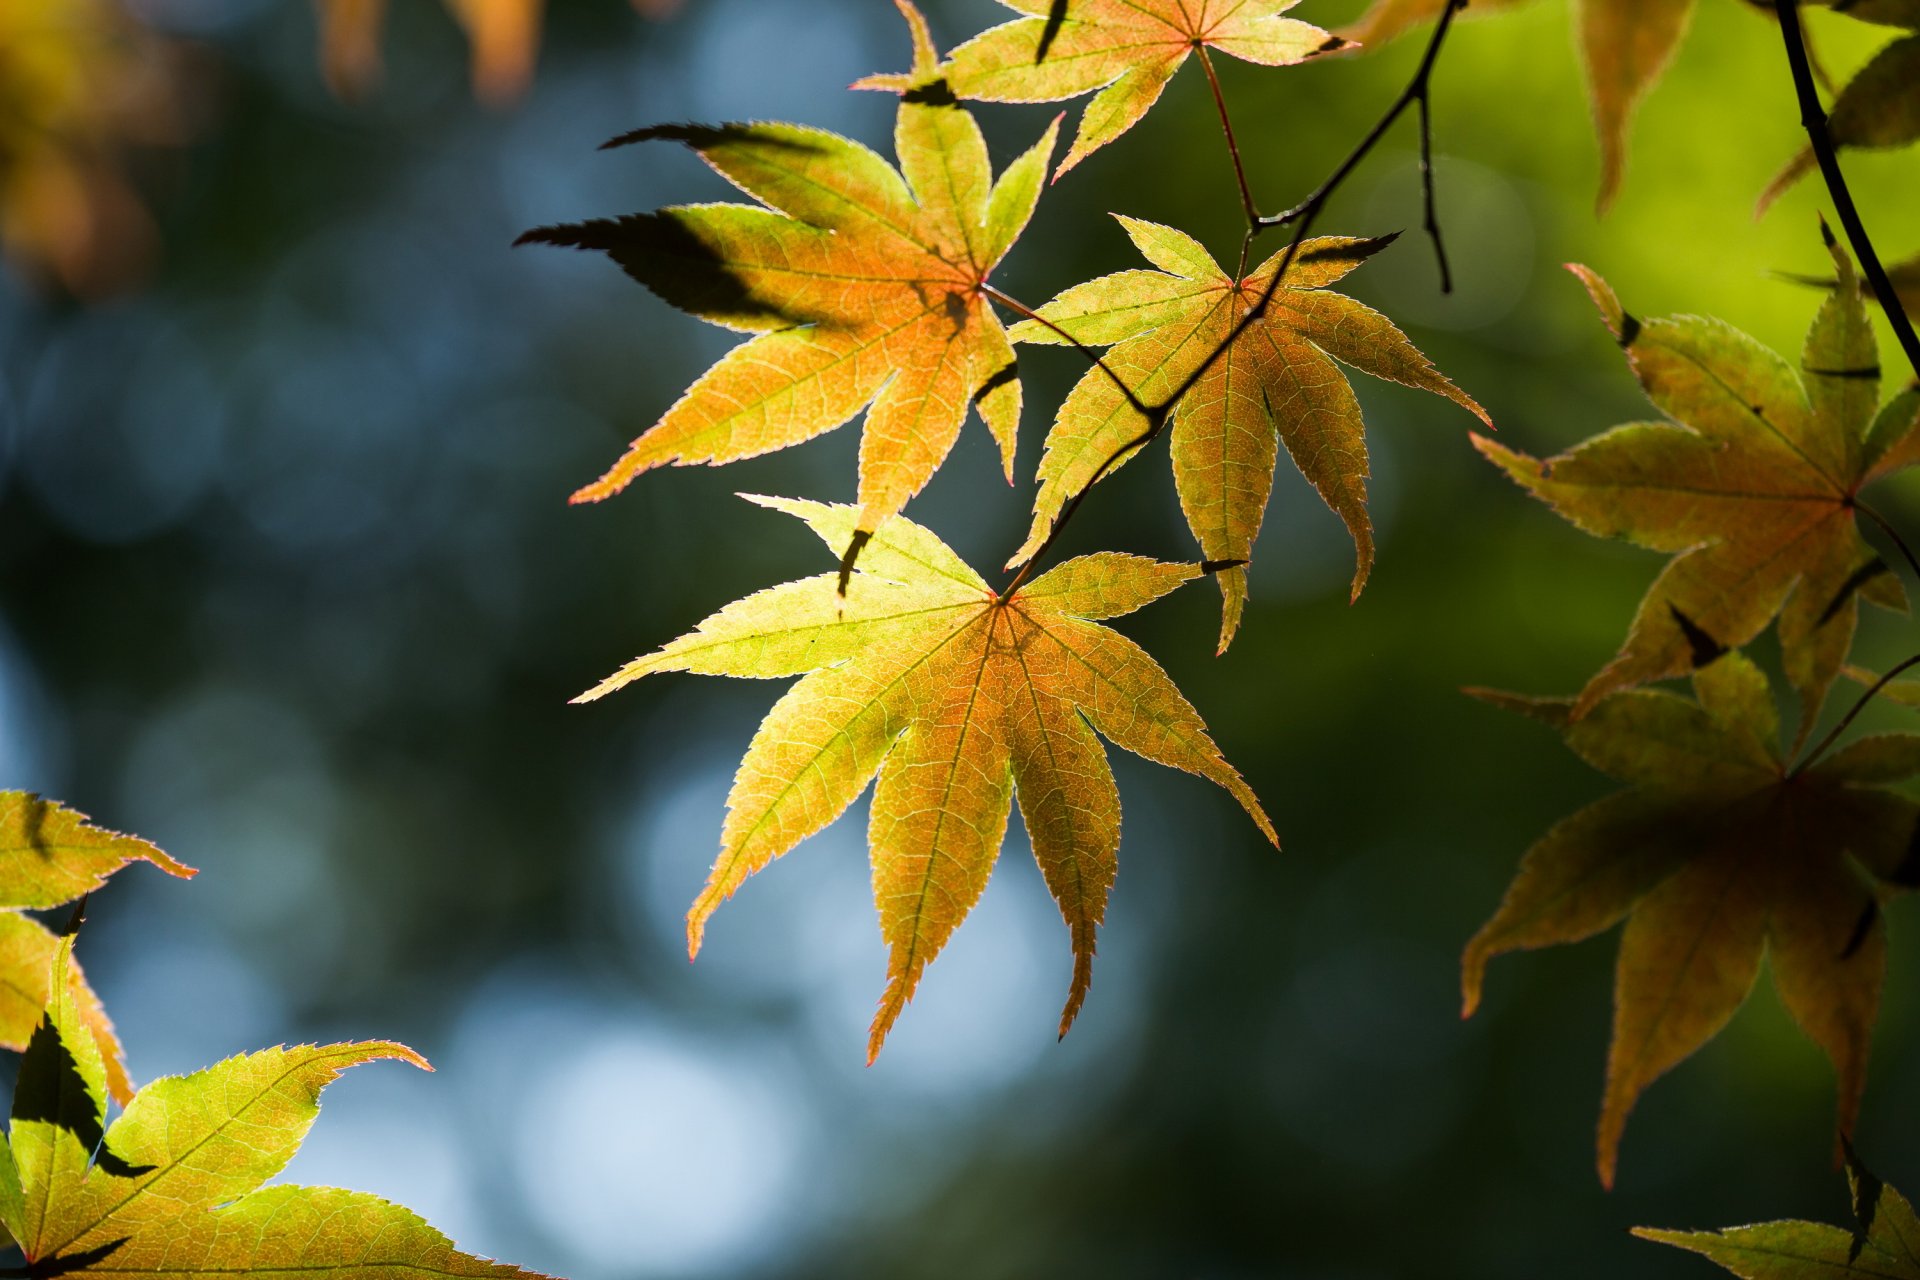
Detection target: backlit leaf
<box><xmin>2</xmin><ymin>939</ymin><xmax>550</xmax><ymax>1279</ymax></box>
<box><xmin>903</xmin><ymin>0</ymin><xmax>1344</xmax><ymax>178</ymax></box>
<box><xmin>519</xmin><ymin>1</ymin><xmax>1057</xmax><ymax>541</ymax></box>
<box><xmin>0</xmin><ymin>794</ymin><xmax>195</xmax><ymax>1105</ymax></box>
<box><xmin>1477</xmin><ymin>253</ymin><xmax>1918</xmax><ymax>739</ymax></box>
<box><xmin>1465</xmin><ymin>652</ymin><xmax>1920</xmax><ymax>1187</ymax></box>
<box><xmin>1009</xmin><ymin>217</ymin><xmax>1487</xmax><ymax>651</ymax></box>
<box><xmin>1637</xmin><ymin>1148</ymin><xmax>1920</xmax><ymax>1276</ymax></box>
<box><xmin>578</xmin><ymin>495</ymin><xmax>1275</xmax><ymax>1058</ymax></box>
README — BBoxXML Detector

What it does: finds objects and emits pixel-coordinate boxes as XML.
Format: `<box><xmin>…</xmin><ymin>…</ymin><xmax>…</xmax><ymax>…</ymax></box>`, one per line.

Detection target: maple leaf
<box><xmin>1760</xmin><ymin>33</ymin><xmax>1920</xmax><ymax>214</ymax></box>
<box><xmin>0</xmin><ymin>794</ymin><xmax>195</xmax><ymax>1106</ymax></box>
<box><xmin>1637</xmin><ymin>1147</ymin><xmax>1920</xmax><ymax>1276</ymax></box>
<box><xmin>518</xmin><ymin>2</ymin><xmax>1057</xmax><ymax>551</ymax></box>
<box><xmin>576</xmin><ymin>495</ymin><xmax>1276</xmax><ymax>1058</ymax></box>
<box><xmin>0</xmin><ymin>938</ymin><xmax>552</xmax><ymax>1278</ymax></box>
<box><xmin>1464</xmin><ymin>652</ymin><xmax>1920</xmax><ymax>1188</ymax></box>
<box><xmin>870</xmin><ymin>0</ymin><xmax>1343</xmax><ymax>178</ymax></box>
<box><xmin>1476</xmin><ymin>249</ymin><xmax>1920</xmax><ymax>738</ymax></box>
<box><xmin>1334</xmin><ymin>0</ymin><xmax>1694</xmax><ymax>210</ymax></box>
<box><xmin>1006</xmin><ymin>216</ymin><xmax>1488</xmax><ymax>651</ymax></box>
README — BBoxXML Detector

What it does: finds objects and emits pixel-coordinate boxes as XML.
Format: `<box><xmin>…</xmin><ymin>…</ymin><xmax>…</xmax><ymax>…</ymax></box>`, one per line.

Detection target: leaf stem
<box><xmin>1196</xmin><ymin>44</ymin><xmax>1261</xmax><ymax>230</ymax></box>
<box><xmin>1794</xmin><ymin>652</ymin><xmax>1920</xmax><ymax>775</ymax></box>
<box><xmin>1001</xmin><ymin>0</ymin><xmax>1468</xmax><ymax>587</ymax></box>
<box><xmin>981</xmin><ymin>282</ymin><xmax>1152</xmax><ymax>421</ymax></box>
<box><xmin>1773</xmin><ymin>0</ymin><xmax>1920</xmax><ymax>379</ymax></box>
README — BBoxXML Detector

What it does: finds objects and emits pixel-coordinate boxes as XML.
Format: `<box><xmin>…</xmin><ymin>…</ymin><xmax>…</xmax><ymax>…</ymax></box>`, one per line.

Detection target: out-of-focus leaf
<box><xmin>519</xmin><ymin>1</ymin><xmax>1058</xmax><ymax>543</ymax></box>
<box><xmin>0</xmin><ymin>0</ymin><xmax>189</xmax><ymax>296</ymax></box>
<box><xmin>1336</xmin><ymin>0</ymin><xmax>1694</xmax><ymax>210</ymax></box>
<box><xmin>1478</xmin><ymin>251</ymin><xmax>1918</xmax><ymax>741</ymax></box>
<box><xmin>1761</xmin><ymin>34</ymin><xmax>1920</xmax><ymax>213</ymax></box>
<box><xmin>1009</xmin><ymin>217</ymin><xmax>1486</xmax><ymax>650</ymax></box>
<box><xmin>578</xmin><ymin>495</ymin><xmax>1275</xmax><ymax>1059</ymax></box>
<box><xmin>2</xmin><ymin>939</ymin><xmax>554</xmax><ymax>1279</ymax></box>
<box><xmin>1466</xmin><ymin>653</ymin><xmax>1920</xmax><ymax>1187</ymax></box>
<box><xmin>908</xmin><ymin>0</ymin><xmax>1342</xmax><ymax>177</ymax></box>
<box><xmin>314</xmin><ymin>0</ymin><xmax>682</xmax><ymax>104</ymax></box>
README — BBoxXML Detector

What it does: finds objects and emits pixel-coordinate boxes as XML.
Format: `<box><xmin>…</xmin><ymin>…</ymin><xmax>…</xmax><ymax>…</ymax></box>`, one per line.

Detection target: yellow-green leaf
<box><xmin>1637</xmin><ymin>1150</ymin><xmax>1920</xmax><ymax>1277</ymax></box>
<box><xmin>519</xmin><ymin>0</ymin><xmax>1056</xmax><ymax>538</ymax></box>
<box><xmin>580</xmin><ymin>496</ymin><xmax>1275</xmax><ymax>1057</ymax></box>
<box><xmin>921</xmin><ymin>0</ymin><xmax>1343</xmax><ymax>177</ymax></box>
<box><xmin>1480</xmin><ymin>257</ymin><xmax>1914</xmax><ymax>740</ymax></box>
<box><xmin>4</xmin><ymin>940</ymin><xmax>548</xmax><ymax>1278</ymax></box>
<box><xmin>0</xmin><ymin>792</ymin><xmax>194</xmax><ymax>910</ymax></box>
<box><xmin>1010</xmin><ymin>218</ymin><xmax>1486</xmax><ymax>651</ymax></box>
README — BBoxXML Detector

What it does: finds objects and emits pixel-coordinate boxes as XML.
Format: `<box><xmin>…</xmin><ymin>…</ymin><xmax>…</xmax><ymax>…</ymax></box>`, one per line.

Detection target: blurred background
<box><xmin>3</xmin><ymin>1</ymin><xmax>1919</xmax><ymax>1276</ymax></box>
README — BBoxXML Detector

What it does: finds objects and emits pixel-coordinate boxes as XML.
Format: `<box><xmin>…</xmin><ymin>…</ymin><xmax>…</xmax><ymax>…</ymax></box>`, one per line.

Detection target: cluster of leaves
<box><xmin>522</xmin><ymin>0</ymin><xmax>1490</xmax><ymax>1054</ymax></box>
<box><xmin>0</xmin><ymin>796</ymin><xmax>548</xmax><ymax>1279</ymax></box>
<box><xmin>1466</xmin><ymin>237</ymin><xmax>1920</xmax><ymax>1186</ymax></box>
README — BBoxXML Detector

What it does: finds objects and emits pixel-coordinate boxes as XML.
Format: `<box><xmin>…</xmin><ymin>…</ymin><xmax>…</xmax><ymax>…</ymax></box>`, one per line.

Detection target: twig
<box><xmin>1196</xmin><ymin>45</ymin><xmax>1260</xmax><ymax>230</ymax></box>
<box><xmin>1857</xmin><ymin>501</ymin><xmax>1920</xmax><ymax>589</ymax></box>
<box><xmin>1794</xmin><ymin>652</ymin><xmax>1920</xmax><ymax>775</ymax></box>
<box><xmin>981</xmin><ymin>283</ymin><xmax>1153</xmax><ymax>421</ymax></box>
<box><xmin>1002</xmin><ymin>0</ymin><xmax>1469</xmax><ymax>588</ymax></box>
<box><xmin>1774</xmin><ymin>0</ymin><xmax>1920</xmax><ymax>380</ymax></box>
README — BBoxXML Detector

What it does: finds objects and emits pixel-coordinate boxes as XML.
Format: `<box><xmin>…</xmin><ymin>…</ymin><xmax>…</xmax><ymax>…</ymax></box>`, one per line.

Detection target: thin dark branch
<box><xmin>1794</xmin><ymin>652</ymin><xmax>1920</xmax><ymax>775</ymax></box>
<box><xmin>1774</xmin><ymin>0</ymin><xmax>1920</xmax><ymax>380</ymax></box>
<box><xmin>1858</xmin><ymin>500</ymin><xmax>1920</xmax><ymax>588</ymax></box>
<box><xmin>1196</xmin><ymin>45</ymin><xmax>1260</xmax><ymax>229</ymax></box>
<box><xmin>1417</xmin><ymin>84</ymin><xmax>1453</xmax><ymax>293</ymax></box>
<box><xmin>1001</xmin><ymin>0</ymin><xmax>1468</xmax><ymax>588</ymax></box>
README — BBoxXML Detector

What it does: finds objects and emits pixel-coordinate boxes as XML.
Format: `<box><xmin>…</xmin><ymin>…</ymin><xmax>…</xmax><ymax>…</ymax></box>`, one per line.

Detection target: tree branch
<box><xmin>1773</xmin><ymin>0</ymin><xmax>1920</xmax><ymax>380</ymax></box>
<box><xmin>1002</xmin><ymin>0</ymin><xmax>1469</xmax><ymax>588</ymax></box>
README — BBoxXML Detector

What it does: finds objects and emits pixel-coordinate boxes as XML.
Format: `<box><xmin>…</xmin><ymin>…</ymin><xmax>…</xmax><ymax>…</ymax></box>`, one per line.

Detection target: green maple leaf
<box><xmin>1008</xmin><ymin>216</ymin><xmax>1487</xmax><ymax>651</ymax></box>
<box><xmin>1639</xmin><ymin>1147</ymin><xmax>1920</xmax><ymax>1276</ymax></box>
<box><xmin>1465</xmin><ymin>652</ymin><xmax>1920</xmax><ymax>1188</ymax></box>
<box><xmin>517</xmin><ymin>0</ymin><xmax>1056</xmax><ymax>544</ymax></box>
<box><xmin>0</xmin><ymin>939</ymin><xmax>552</xmax><ymax>1278</ymax></box>
<box><xmin>874</xmin><ymin>0</ymin><xmax>1343</xmax><ymax>178</ymax></box>
<box><xmin>0</xmin><ymin>794</ymin><xmax>195</xmax><ymax>1105</ymax></box>
<box><xmin>1761</xmin><ymin>33</ymin><xmax>1920</xmax><ymax>214</ymax></box>
<box><xmin>577</xmin><ymin>495</ymin><xmax>1275</xmax><ymax>1058</ymax></box>
<box><xmin>1477</xmin><ymin>244</ymin><xmax>1920</xmax><ymax>740</ymax></box>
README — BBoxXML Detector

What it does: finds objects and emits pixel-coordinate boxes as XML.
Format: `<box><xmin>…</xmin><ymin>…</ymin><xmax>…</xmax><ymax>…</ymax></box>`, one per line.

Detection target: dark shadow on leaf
<box><xmin>22</xmin><ymin>1239</ymin><xmax>128</xmax><ymax>1279</ymax></box>
<box><xmin>1036</xmin><ymin>0</ymin><xmax>1067</xmax><ymax>63</ymax></box>
<box><xmin>973</xmin><ymin>362</ymin><xmax>1017</xmax><ymax>406</ymax></box>
<box><xmin>21</xmin><ymin>796</ymin><xmax>49</xmax><ymax>863</ymax></box>
<box><xmin>1818</xmin><ymin>557</ymin><xmax>1891</xmax><ymax>628</ymax></box>
<box><xmin>1849</xmin><ymin>1145</ymin><xmax>1884</xmax><ymax>1265</ymax></box>
<box><xmin>1667</xmin><ymin>604</ymin><xmax>1727</xmax><ymax>668</ymax></box>
<box><xmin>597</xmin><ymin>122</ymin><xmax>826</xmax><ymax>156</ymax></box>
<box><xmin>902</xmin><ymin>79</ymin><xmax>958</xmax><ymax>107</ymax></box>
<box><xmin>515</xmin><ymin>213</ymin><xmax>816</xmax><ymax>330</ymax></box>
<box><xmin>14</xmin><ymin>1019</ymin><xmax>152</xmax><ymax>1179</ymax></box>
<box><xmin>1841</xmin><ymin>897</ymin><xmax>1878</xmax><ymax>960</ymax></box>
